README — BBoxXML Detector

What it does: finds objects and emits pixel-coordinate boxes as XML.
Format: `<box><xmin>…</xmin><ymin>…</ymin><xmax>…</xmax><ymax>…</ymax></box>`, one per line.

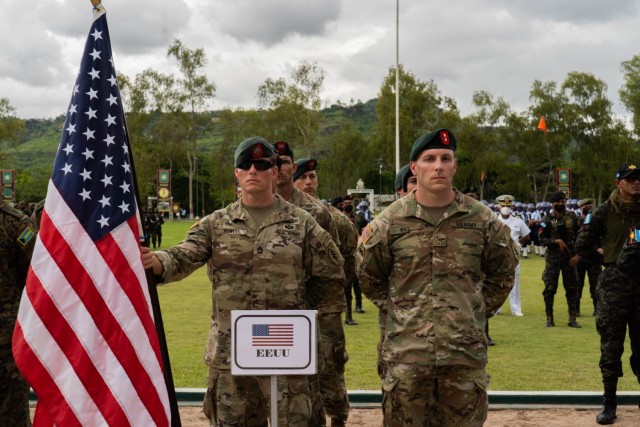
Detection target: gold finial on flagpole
<box><xmin>90</xmin><ymin>0</ymin><xmax>101</xmax><ymax>6</ymax></box>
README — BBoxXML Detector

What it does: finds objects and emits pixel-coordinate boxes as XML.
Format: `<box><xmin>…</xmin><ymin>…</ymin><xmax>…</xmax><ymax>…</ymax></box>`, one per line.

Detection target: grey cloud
<box><xmin>492</xmin><ymin>0</ymin><xmax>639</xmax><ymax>23</ymax></box>
<box><xmin>205</xmin><ymin>0</ymin><xmax>342</xmax><ymax>46</ymax></box>
<box><xmin>38</xmin><ymin>0</ymin><xmax>191</xmax><ymax>54</ymax></box>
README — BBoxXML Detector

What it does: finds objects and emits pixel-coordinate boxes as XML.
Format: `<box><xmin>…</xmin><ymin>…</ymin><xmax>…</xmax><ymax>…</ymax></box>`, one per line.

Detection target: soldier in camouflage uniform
<box><xmin>272</xmin><ymin>142</ymin><xmax>343</xmax><ymax>426</ymax></box>
<box><xmin>142</xmin><ymin>137</ymin><xmax>344</xmax><ymax>427</ymax></box>
<box><xmin>539</xmin><ymin>191</ymin><xmax>582</xmax><ymax>328</ymax></box>
<box><xmin>357</xmin><ymin>129</ymin><xmax>517</xmax><ymax>427</ymax></box>
<box><xmin>575</xmin><ymin>163</ymin><xmax>640</xmax><ymax>425</ymax></box>
<box><xmin>293</xmin><ymin>157</ymin><xmax>357</xmax><ymax>427</ymax></box>
<box><xmin>575</xmin><ymin>198</ymin><xmax>601</xmax><ymax>316</ymax></box>
<box><xmin>1</xmin><ymin>201</ymin><xmax>37</xmax><ymax>426</ymax></box>
<box><xmin>394</xmin><ymin>164</ymin><xmax>416</xmax><ymax>198</ymax></box>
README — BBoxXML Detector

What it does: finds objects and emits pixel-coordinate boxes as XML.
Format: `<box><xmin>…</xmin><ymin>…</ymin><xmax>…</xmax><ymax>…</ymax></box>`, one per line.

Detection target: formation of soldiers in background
<box><xmin>5</xmin><ymin>152</ymin><xmax>638</xmax><ymax>426</ymax></box>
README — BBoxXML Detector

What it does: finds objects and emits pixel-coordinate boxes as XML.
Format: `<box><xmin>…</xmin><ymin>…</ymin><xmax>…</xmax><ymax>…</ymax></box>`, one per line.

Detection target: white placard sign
<box><xmin>231</xmin><ymin>310</ymin><xmax>317</xmax><ymax>375</ymax></box>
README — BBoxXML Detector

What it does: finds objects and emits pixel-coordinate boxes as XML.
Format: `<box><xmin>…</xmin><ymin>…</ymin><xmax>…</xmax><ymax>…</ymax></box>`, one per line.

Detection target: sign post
<box><xmin>231</xmin><ymin>310</ymin><xmax>317</xmax><ymax>427</ymax></box>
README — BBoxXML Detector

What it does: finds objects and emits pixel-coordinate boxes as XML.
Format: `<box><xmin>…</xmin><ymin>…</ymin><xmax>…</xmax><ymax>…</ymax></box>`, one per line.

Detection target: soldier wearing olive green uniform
<box><xmin>357</xmin><ymin>129</ymin><xmax>517</xmax><ymax>427</ymax></box>
<box><xmin>1</xmin><ymin>201</ymin><xmax>37</xmax><ymax>427</ymax></box>
<box><xmin>539</xmin><ymin>191</ymin><xmax>582</xmax><ymax>328</ymax></box>
<box><xmin>144</xmin><ymin>137</ymin><xmax>344</xmax><ymax>427</ymax></box>
<box><xmin>293</xmin><ymin>157</ymin><xmax>356</xmax><ymax>427</ymax></box>
<box><xmin>575</xmin><ymin>163</ymin><xmax>640</xmax><ymax>425</ymax></box>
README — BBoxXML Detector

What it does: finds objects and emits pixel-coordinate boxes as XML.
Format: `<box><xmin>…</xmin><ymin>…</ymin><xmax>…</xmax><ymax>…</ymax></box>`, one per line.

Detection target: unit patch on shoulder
<box><xmin>18</xmin><ymin>227</ymin><xmax>36</xmax><ymax>247</ymax></box>
<box><xmin>361</xmin><ymin>223</ymin><xmax>374</xmax><ymax>244</ymax></box>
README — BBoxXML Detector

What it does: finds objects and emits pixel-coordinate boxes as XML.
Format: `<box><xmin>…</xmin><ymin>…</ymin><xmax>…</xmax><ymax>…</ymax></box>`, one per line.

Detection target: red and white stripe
<box><xmin>13</xmin><ymin>181</ymin><xmax>170</xmax><ymax>426</ymax></box>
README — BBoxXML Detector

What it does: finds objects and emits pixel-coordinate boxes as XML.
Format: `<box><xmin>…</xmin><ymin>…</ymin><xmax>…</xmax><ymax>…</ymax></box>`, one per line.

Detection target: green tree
<box><xmin>167</xmin><ymin>39</ymin><xmax>216</xmax><ymax>218</ymax></box>
<box><xmin>0</xmin><ymin>98</ymin><xmax>26</xmax><ymax>168</ymax></box>
<box><xmin>620</xmin><ymin>54</ymin><xmax>640</xmax><ymax>137</ymax></box>
<box><xmin>321</xmin><ymin>121</ymin><xmax>373</xmax><ymax>198</ymax></box>
<box><xmin>560</xmin><ymin>72</ymin><xmax>625</xmax><ymax>202</ymax></box>
<box><xmin>374</xmin><ymin>66</ymin><xmax>454</xmax><ymax>170</ymax></box>
<box><xmin>257</xmin><ymin>60</ymin><xmax>324</xmax><ymax>157</ymax></box>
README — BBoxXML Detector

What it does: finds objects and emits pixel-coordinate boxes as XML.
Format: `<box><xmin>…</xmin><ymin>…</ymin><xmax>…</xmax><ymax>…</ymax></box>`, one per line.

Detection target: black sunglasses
<box><xmin>237</xmin><ymin>160</ymin><xmax>274</xmax><ymax>171</ymax></box>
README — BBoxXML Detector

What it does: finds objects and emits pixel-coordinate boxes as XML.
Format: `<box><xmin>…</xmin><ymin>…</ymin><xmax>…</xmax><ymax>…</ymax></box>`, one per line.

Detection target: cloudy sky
<box><xmin>2</xmin><ymin>0</ymin><xmax>640</xmax><ymax>120</ymax></box>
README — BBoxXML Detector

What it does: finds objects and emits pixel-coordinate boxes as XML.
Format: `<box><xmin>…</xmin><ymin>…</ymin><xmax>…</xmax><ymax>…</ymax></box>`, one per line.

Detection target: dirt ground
<box><xmin>178</xmin><ymin>406</ymin><xmax>640</xmax><ymax>426</ymax></box>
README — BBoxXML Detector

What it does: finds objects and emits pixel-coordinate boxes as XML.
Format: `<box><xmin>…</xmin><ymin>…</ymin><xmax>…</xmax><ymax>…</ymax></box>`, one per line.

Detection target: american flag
<box><xmin>252</xmin><ymin>324</ymin><xmax>294</xmax><ymax>347</ymax></box>
<box><xmin>12</xmin><ymin>6</ymin><xmax>171</xmax><ymax>426</ymax></box>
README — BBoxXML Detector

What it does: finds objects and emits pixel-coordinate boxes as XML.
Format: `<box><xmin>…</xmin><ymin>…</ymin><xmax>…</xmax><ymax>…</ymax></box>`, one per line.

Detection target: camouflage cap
<box><xmin>293</xmin><ymin>158</ymin><xmax>317</xmax><ymax>181</ymax></box>
<box><xmin>409</xmin><ymin>128</ymin><xmax>456</xmax><ymax>160</ymax></box>
<box><xmin>234</xmin><ymin>136</ymin><xmax>275</xmax><ymax>167</ymax></box>
<box><xmin>615</xmin><ymin>162</ymin><xmax>640</xmax><ymax>180</ymax></box>
<box><xmin>273</xmin><ymin>140</ymin><xmax>295</xmax><ymax>158</ymax></box>
<box><xmin>578</xmin><ymin>198</ymin><xmax>594</xmax><ymax>208</ymax></box>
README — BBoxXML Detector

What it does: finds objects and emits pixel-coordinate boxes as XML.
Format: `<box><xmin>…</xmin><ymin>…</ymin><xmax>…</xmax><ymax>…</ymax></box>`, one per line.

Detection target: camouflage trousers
<box><xmin>596</xmin><ymin>266</ymin><xmax>640</xmax><ymax>383</ymax></box>
<box><xmin>541</xmin><ymin>256</ymin><xmax>578</xmax><ymax>312</ymax></box>
<box><xmin>382</xmin><ymin>364</ymin><xmax>489</xmax><ymax>427</ymax></box>
<box><xmin>576</xmin><ymin>261</ymin><xmax>601</xmax><ymax>313</ymax></box>
<box><xmin>1</xmin><ymin>321</ymin><xmax>32</xmax><ymax>427</ymax></box>
<box><xmin>203</xmin><ymin>368</ymin><xmax>312</xmax><ymax>427</ymax></box>
<box><xmin>309</xmin><ymin>312</ymin><xmax>350</xmax><ymax>426</ymax></box>
<box><xmin>377</xmin><ymin>309</ymin><xmax>387</xmax><ymax>380</ymax></box>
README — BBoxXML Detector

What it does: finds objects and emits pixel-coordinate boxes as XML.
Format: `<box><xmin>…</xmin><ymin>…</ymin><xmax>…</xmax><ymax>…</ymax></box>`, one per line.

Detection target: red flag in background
<box><xmin>537</xmin><ymin>116</ymin><xmax>548</xmax><ymax>133</ymax></box>
<box><xmin>12</xmin><ymin>5</ymin><xmax>171</xmax><ymax>426</ymax></box>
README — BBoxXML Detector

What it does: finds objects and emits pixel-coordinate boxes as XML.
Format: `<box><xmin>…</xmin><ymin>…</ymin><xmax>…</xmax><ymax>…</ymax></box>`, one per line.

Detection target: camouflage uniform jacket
<box><xmin>576</xmin><ymin>200</ymin><xmax>640</xmax><ymax>265</ymax></box>
<box><xmin>539</xmin><ymin>211</ymin><xmax>580</xmax><ymax>260</ymax></box>
<box><xmin>329</xmin><ymin>205</ymin><xmax>358</xmax><ymax>286</ymax></box>
<box><xmin>1</xmin><ymin>202</ymin><xmax>37</xmax><ymax>316</ymax></box>
<box><xmin>356</xmin><ymin>190</ymin><xmax>517</xmax><ymax>369</ymax></box>
<box><xmin>289</xmin><ymin>188</ymin><xmax>345</xmax><ymax>314</ymax></box>
<box><xmin>617</xmin><ymin>225</ymin><xmax>640</xmax><ymax>279</ymax></box>
<box><xmin>155</xmin><ymin>195</ymin><xmax>344</xmax><ymax>369</ymax></box>
<box><xmin>1</xmin><ymin>202</ymin><xmax>37</xmax><ymax>381</ymax></box>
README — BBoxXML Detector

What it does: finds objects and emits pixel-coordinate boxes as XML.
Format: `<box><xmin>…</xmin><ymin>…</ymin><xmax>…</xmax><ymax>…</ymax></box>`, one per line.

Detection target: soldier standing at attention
<box><xmin>539</xmin><ymin>190</ymin><xmax>582</xmax><ymax>328</ymax></box>
<box><xmin>394</xmin><ymin>164</ymin><xmax>416</xmax><ymax>197</ymax></box>
<box><xmin>495</xmin><ymin>195</ymin><xmax>531</xmax><ymax>316</ymax></box>
<box><xmin>575</xmin><ymin>198</ymin><xmax>601</xmax><ymax>317</ymax></box>
<box><xmin>1</xmin><ymin>201</ymin><xmax>37</xmax><ymax>426</ymax></box>
<box><xmin>272</xmin><ymin>141</ymin><xmax>345</xmax><ymax>426</ymax></box>
<box><xmin>576</xmin><ymin>163</ymin><xmax>640</xmax><ymax>425</ymax></box>
<box><xmin>357</xmin><ymin>128</ymin><xmax>518</xmax><ymax>426</ymax></box>
<box><xmin>293</xmin><ymin>157</ymin><xmax>355</xmax><ymax>427</ymax></box>
<box><xmin>141</xmin><ymin>137</ymin><xmax>344</xmax><ymax>427</ymax></box>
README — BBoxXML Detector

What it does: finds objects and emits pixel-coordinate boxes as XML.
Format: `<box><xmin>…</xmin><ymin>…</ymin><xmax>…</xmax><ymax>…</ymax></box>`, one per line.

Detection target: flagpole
<box><xmin>88</xmin><ymin>1</ymin><xmax>181</xmax><ymax>424</ymax></box>
<box><xmin>124</xmin><ymin>121</ymin><xmax>183</xmax><ymax>427</ymax></box>
<box><xmin>120</xmin><ymin>75</ymin><xmax>183</xmax><ymax>427</ymax></box>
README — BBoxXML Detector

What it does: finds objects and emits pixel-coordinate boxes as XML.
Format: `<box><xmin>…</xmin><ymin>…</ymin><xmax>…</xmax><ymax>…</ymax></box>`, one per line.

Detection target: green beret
<box><xmin>273</xmin><ymin>140</ymin><xmax>295</xmax><ymax>158</ymax></box>
<box><xmin>394</xmin><ymin>164</ymin><xmax>413</xmax><ymax>191</ymax></box>
<box><xmin>234</xmin><ymin>136</ymin><xmax>275</xmax><ymax>167</ymax></box>
<box><xmin>409</xmin><ymin>128</ymin><xmax>456</xmax><ymax>160</ymax></box>
<box><xmin>293</xmin><ymin>158</ymin><xmax>317</xmax><ymax>181</ymax></box>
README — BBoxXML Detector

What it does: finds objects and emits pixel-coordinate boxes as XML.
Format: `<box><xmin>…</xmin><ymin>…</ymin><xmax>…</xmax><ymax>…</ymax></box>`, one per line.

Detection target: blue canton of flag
<box><xmin>252</xmin><ymin>324</ymin><xmax>294</xmax><ymax>347</ymax></box>
<box><xmin>54</xmin><ymin>16</ymin><xmax>134</xmax><ymax>240</ymax></box>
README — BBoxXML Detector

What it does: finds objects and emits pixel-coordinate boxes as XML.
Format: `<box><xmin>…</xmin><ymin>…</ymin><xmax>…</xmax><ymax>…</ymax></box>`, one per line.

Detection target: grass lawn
<box><xmin>155</xmin><ymin>220</ymin><xmax>639</xmax><ymax>392</ymax></box>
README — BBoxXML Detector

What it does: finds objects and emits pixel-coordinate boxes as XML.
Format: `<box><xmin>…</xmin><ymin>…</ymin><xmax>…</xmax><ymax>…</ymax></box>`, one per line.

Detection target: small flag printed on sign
<box><xmin>252</xmin><ymin>324</ymin><xmax>294</xmax><ymax>347</ymax></box>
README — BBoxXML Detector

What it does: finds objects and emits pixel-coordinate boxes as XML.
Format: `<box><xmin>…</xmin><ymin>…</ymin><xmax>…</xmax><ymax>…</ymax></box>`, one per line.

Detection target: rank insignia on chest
<box><xmin>433</xmin><ymin>233</ymin><xmax>447</xmax><ymax>247</ymax></box>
